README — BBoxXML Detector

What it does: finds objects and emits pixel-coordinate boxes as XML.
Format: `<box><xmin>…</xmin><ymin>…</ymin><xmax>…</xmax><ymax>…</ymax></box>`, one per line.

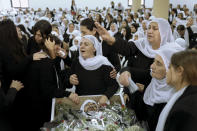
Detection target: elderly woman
<box><xmin>69</xmin><ymin>35</ymin><xmax>119</xmax><ymax>105</ymax></box>
<box><xmin>156</xmin><ymin>50</ymin><xmax>197</xmax><ymax>131</ymax></box>
<box><xmin>126</xmin><ymin>47</ymin><xmax>182</xmax><ymax>131</ymax></box>
<box><xmin>95</xmin><ymin>18</ymin><xmax>179</xmax><ymax>89</ymax></box>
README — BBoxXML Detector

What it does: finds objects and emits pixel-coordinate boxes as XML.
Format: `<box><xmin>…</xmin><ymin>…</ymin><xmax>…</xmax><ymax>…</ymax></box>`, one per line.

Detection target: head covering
<box><xmin>143</xmin><ymin>47</ymin><xmax>183</xmax><ymax>106</ymax></box>
<box><xmin>79</xmin><ymin>35</ymin><xmax>113</xmax><ymax>70</ymax></box>
<box><xmin>175</xmin><ymin>38</ymin><xmax>187</xmax><ymax>49</ymax></box>
<box><xmin>134</xmin><ymin>18</ymin><xmax>176</xmax><ymax>58</ymax></box>
<box><xmin>80</xmin><ymin>100</ymin><xmax>98</xmax><ymax>116</ymax></box>
<box><xmin>70</xmin><ymin>36</ymin><xmax>81</xmax><ymax>51</ymax></box>
<box><xmin>108</xmin><ymin>23</ymin><xmax>118</xmax><ymax>37</ymax></box>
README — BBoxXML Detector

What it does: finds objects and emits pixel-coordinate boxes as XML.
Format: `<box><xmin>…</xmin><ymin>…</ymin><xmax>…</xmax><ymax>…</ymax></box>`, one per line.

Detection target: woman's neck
<box><xmin>175</xmin><ymin>81</ymin><xmax>189</xmax><ymax>91</ymax></box>
<box><xmin>152</xmin><ymin>42</ymin><xmax>160</xmax><ymax>50</ymax></box>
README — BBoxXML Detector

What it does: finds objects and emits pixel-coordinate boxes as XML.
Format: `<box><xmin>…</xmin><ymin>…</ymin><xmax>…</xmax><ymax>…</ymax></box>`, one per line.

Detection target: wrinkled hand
<box><xmin>95</xmin><ymin>22</ymin><xmax>115</xmax><ymax>45</ymax></box>
<box><xmin>136</xmin><ymin>83</ymin><xmax>145</xmax><ymax>92</ymax></box>
<box><xmin>33</xmin><ymin>52</ymin><xmax>47</xmax><ymax>60</ymax></box>
<box><xmin>124</xmin><ymin>94</ymin><xmax>130</xmax><ymax>103</ymax></box>
<box><xmin>98</xmin><ymin>95</ymin><xmax>109</xmax><ymax>106</ymax></box>
<box><xmin>45</xmin><ymin>38</ymin><xmax>55</xmax><ymax>51</ymax></box>
<box><xmin>69</xmin><ymin>74</ymin><xmax>79</xmax><ymax>85</ymax></box>
<box><xmin>119</xmin><ymin>71</ymin><xmax>131</xmax><ymax>87</ymax></box>
<box><xmin>10</xmin><ymin>80</ymin><xmax>24</xmax><ymax>91</ymax></box>
<box><xmin>69</xmin><ymin>92</ymin><xmax>80</xmax><ymax>104</ymax></box>
<box><xmin>110</xmin><ymin>68</ymin><xmax>117</xmax><ymax>79</ymax></box>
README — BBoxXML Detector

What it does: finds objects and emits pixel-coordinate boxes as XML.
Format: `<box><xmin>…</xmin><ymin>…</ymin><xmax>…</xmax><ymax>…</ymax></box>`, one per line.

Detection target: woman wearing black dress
<box><xmin>0</xmin><ymin>19</ymin><xmax>47</xmax><ymax>131</ymax></box>
<box><xmin>69</xmin><ymin>35</ymin><xmax>119</xmax><ymax>105</ymax></box>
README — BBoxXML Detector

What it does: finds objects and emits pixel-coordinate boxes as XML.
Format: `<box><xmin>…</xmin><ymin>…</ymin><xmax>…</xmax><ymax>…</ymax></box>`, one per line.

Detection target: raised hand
<box><xmin>95</xmin><ymin>22</ymin><xmax>115</xmax><ymax>45</ymax></box>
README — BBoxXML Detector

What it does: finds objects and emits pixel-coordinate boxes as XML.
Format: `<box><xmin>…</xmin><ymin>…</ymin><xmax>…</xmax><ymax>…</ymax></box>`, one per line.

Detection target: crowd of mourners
<box><xmin>0</xmin><ymin>0</ymin><xmax>197</xmax><ymax>131</ymax></box>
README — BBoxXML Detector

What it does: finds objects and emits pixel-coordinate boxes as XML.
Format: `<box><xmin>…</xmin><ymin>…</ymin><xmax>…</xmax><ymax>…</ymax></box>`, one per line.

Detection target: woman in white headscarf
<box><xmin>69</xmin><ymin>35</ymin><xmax>119</xmax><ymax>105</ymax></box>
<box><xmin>95</xmin><ymin>18</ymin><xmax>180</xmax><ymax>88</ymax></box>
<box><xmin>127</xmin><ymin>47</ymin><xmax>183</xmax><ymax>131</ymax></box>
<box><xmin>68</xmin><ymin>36</ymin><xmax>81</xmax><ymax>59</ymax></box>
<box><xmin>156</xmin><ymin>50</ymin><xmax>197</xmax><ymax>131</ymax></box>
<box><xmin>108</xmin><ymin>23</ymin><xmax>118</xmax><ymax>37</ymax></box>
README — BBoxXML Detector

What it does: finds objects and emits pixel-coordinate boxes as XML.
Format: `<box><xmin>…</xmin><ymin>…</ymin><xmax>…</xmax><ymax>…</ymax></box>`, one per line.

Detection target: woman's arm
<box><xmin>103</xmin><ymin>66</ymin><xmax>119</xmax><ymax>99</ymax></box>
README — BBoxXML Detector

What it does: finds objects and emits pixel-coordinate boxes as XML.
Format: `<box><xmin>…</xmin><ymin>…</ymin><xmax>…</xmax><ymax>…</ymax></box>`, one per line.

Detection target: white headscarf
<box><xmin>175</xmin><ymin>38</ymin><xmax>187</xmax><ymax>49</ymax></box>
<box><xmin>143</xmin><ymin>47</ymin><xmax>183</xmax><ymax>106</ymax></box>
<box><xmin>134</xmin><ymin>18</ymin><xmax>175</xmax><ymax>58</ymax></box>
<box><xmin>70</xmin><ymin>36</ymin><xmax>81</xmax><ymax>51</ymax></box>
<box><xmin>108</xmin><ymin>23</ymin><xmax>118</xmax><ymax>37</ymax></box>
<box><xmin>79</xmin><ymin>35</ymin><xmax>113</xmax><ymax>70</ymax></box>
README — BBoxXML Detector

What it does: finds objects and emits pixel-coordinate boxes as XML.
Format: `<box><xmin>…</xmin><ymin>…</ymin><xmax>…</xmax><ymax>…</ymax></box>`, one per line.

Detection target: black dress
<box><xmin>128</xmin><ymin>91</ymin><xmax>166</xmax><ymax>131</ymax></box>
<box><xmin>0</xmin><ymin>88</ymin><xmax>17</xmax><ymax>131</ymax></box>
<box><xmin>70</xmin><ymin>58</ymin><xmax>119</xmax><ymax>99</ymax></box>
<box><xmin>112</xmin><ymin>37</ymin><xmax>153</xmax><ymax>86</ymax></box>
<box><xmin>24</xmin><ymin>58</ymin><xmax>72</xmax><ymax>131</ymax></box>
<box><xmin>0</xmin><ymin>47</ymin><xmax>33</xmax><ymax>131</ymax></box>
<box><xmin>164</xmin><ymin>85</ymin><xmax>197</xmax><ymax>131</ymax></box>
<box><xmin>102</xmin><ymin>40</ymin><xmax>121</xmax><ymax>72</ymax></box>
<box><xmin>111</xmin><ymin>38</ymin><xmax>157</xmax><ymax>131</ymax></box>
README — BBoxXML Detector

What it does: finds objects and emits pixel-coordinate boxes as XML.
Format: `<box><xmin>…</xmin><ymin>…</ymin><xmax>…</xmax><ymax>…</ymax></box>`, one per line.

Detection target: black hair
<box><xmin>0</xmin><ymin>19</ymin><xmax>26</xmax><ymax>62</ymax></box>
<box><xmin>33</xmin><ymin>20</ymin><xmax>52</xmax><ymax>38</ymax></box>
<box><xmin>177</xmin><ymin>24</ymin><xmax>185</xmax><ymax>31</ymax></box>
<box><xmin>131</xmin><ymin>23</ymin><xmax>139</xmax><ymax>31</ymax></box>
<box><xmin>17</xmin><ymin>24</ymin><xmax>30</xmax><ymax>38</ymax></box>
<box><xmin>80</xmin><ymin>18</ymin><xmax>100</xmax><ymax>41</ymax></box>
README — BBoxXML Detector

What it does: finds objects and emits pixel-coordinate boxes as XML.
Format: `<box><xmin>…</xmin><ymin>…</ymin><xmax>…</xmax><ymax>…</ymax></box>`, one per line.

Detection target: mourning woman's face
<box><xmin>150</xmin><ymin>55</ymin><xmax>166</xmax><ymax>80</ymax></box>
<box><xmin>80</xmin><ymin>38</ymin><xmax>96</xmax><ymax>59</ymax></box>
<box><xmin>147</xmin><ymin>22</ymin><xmax>161</xmax><ymax>46</ymax></box>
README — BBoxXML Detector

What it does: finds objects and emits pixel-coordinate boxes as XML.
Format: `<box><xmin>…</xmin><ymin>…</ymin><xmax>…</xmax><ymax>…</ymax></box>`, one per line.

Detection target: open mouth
<box><xmin>80</xmin><ymin>50</ymin><xmax>86</xmax><ymax>54</ymax></box>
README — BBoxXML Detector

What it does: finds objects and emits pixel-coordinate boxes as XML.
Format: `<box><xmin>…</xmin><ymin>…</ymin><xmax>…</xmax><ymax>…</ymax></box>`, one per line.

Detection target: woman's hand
<box><xmin>119</xmin><ymin>71</ymin><xmax>131</xmax><ymax>87</ymax></box>
<box><xmin>136</xmin><ymin>83</ymin><xmax>145</xmax><ymax>92</ymax></box>
<box><xmin>98</xmin><ymin>95</ymin><xmax>109</xmax><ymax>106</ymax></box>
<box><xmin>45</xmin><ymin>38</ymin><xmax>55</xmax><ymax>51</ymax></box>
<box><xmin>68</xmin><ymin>92</ymin><xmax>80</xmax><ymax>104</ymax></box>
<box><xmin>33</xmin><ymin>52</ymin><xmax>47</xmax><ymax>60</ymax></box>
<box><xmin>110</xmin><ymin>68</ymin><xmax>117</xmax><ymax>79</ymax></box>
<box><xmin>10</xmin><ymin>80</ymin><xmax>24</xmax><ymax>91</ymax></box>
<box><xmin>69</xmin><ymin>74</ymin><xmax>79</xmax><ymax>85</ymax></box>
<box><xmin>95</xmin><ymin>22</ymin><xmax>115</xmax><ymax>45</ymax></box>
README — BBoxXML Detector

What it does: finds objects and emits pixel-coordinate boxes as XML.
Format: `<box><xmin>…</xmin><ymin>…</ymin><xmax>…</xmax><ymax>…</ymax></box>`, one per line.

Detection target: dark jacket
<box><xmin>24</xmin><ymin>58</ymin><xmax>71</xmax><ymax>131</ymax></box>
<box><xmin>164</xmin><ymin>85</ymin><xmax>197</xmax><ymax>131</ymax></box>
<box><xmin>112</xmin><ymin>37</ymin><xmax>153</xmax><ymax>86</ymax></box>
<box><xmin>70</xmin><ymin>58</ymin><xmax>119</xmax><ymax>99</ymax></box>
<box><xmin>0</xmin><ymin>47</ymin><xmax>33</xmax><ymax>131</ymax></box>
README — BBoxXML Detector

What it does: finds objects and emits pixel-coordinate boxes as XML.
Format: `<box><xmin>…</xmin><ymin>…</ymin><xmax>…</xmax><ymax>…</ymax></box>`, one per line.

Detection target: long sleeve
<box><xmin>0</xmin><ymin>88</ymin><xmax>17</xmax><ymax>111</ymax></box>
<box><xmin>0</xmin><ymin>88</ymin><xmax>5</xmax><ymax>111</ymax></box>
<box><xmin>164</xmin><ymin>110</ymin><xmax>197</xmax><ymax>131</ymax></box>
<box><xmin>102</xmin><ymin>41</ymin><xmax>121</xmax><ymax>72</ymax></box>
<box><xmin>39</xmin><ymin>63</ymin><xmax>71</xmax><ymax>99</ymax></box>
<box><xmin>103</xmin><ymin>66</ymin><xmax>119</xmax><ymax>99</ymax></box>
<box><xmin>112</xmin><ymin>37</ymin><xmax>137</xmax><ymax>57</ymax></box>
